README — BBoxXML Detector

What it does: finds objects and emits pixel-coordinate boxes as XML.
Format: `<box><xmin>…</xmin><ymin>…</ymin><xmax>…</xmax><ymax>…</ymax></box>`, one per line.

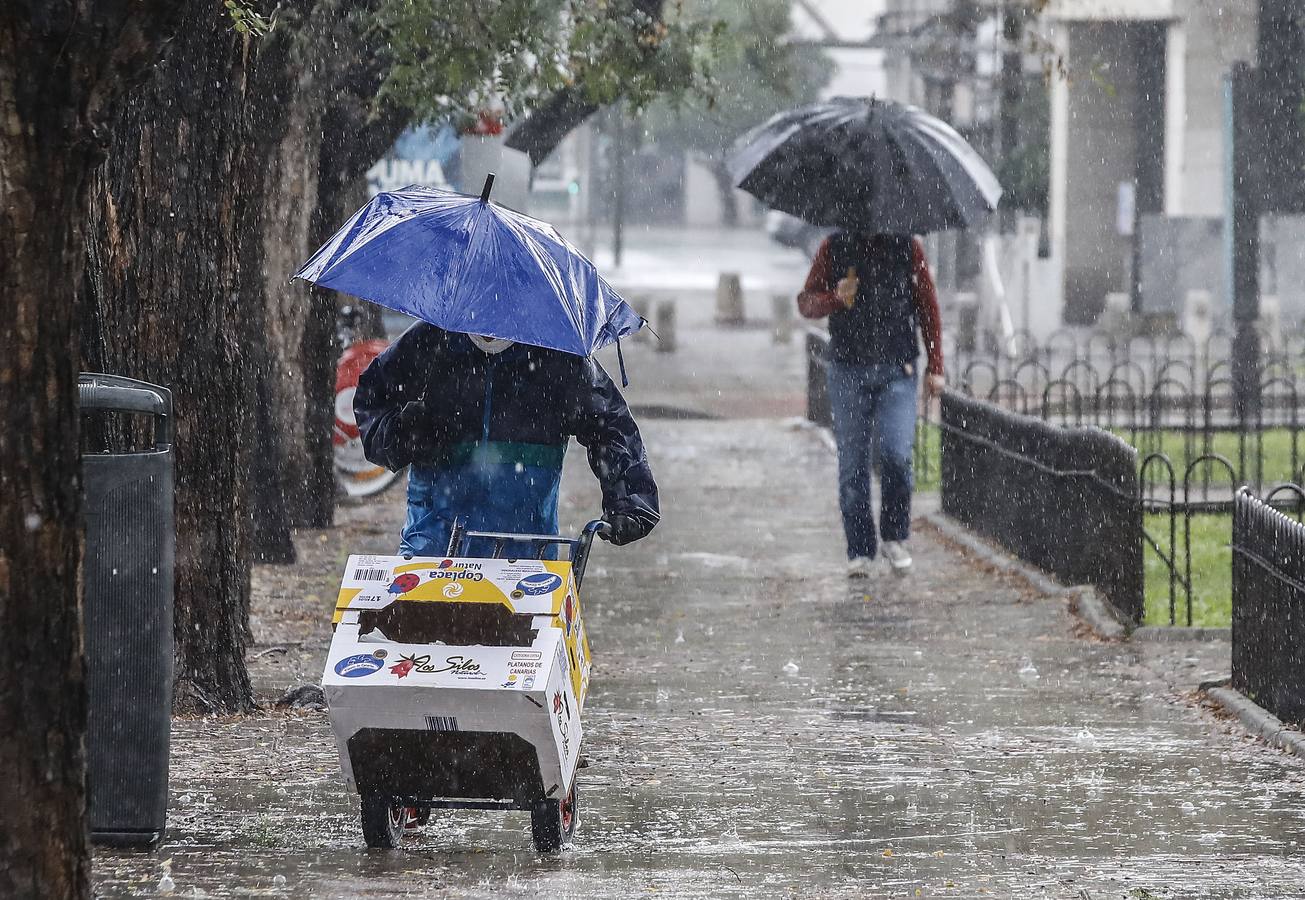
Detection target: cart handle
<box><xmin>446</xmin><ymin>519</ymin><xmax>609</xmax><ymax>588</ymax></box>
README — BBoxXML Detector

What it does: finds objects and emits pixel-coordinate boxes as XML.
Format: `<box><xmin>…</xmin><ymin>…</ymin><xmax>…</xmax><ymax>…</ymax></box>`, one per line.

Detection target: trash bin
<box><xmin>79</xmin><ymin>373</ymin><xmax>175</xmax><ymax>848</ymax></box>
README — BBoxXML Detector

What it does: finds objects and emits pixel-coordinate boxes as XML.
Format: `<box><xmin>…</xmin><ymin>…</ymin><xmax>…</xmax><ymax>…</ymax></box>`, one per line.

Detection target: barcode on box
<box><xmin>352</xmin><ymin>568</ymin><xmax>389</xmax><ymax>582</ymax></box>
<box><xmin>425</xmin><ymin>716</ymin><xmax>459</xmax><ymax>732</ymax></box>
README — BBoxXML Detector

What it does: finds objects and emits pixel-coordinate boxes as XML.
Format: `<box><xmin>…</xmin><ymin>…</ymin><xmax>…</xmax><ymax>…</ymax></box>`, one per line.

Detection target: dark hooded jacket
<box><xmin>354</xmin><ymin>324</ymin><xmax>659</xmax><ymax>555</ymax></box>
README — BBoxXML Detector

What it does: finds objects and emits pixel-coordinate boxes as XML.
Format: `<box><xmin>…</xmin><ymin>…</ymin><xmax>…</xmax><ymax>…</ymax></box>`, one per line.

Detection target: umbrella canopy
<box><xmin>295</xmin><ymin>180</ymin><xmax>642</xmax><ymax>357</ymax></box>
<box><xmin>728</xmin><ymin>96</ymin><xmax>1002</xmax><ymax>235</ymax></box>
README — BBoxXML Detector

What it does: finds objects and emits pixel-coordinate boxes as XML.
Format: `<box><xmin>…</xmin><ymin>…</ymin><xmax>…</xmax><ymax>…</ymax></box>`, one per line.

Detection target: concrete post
<box><xmin>654</xmin><ymin>301</ymin><xmax>677</xmax><ymax>354</ymax></box>
<box><xmin>715</xmin><ymin>273</ymin><xmax>745</xmax><ymax>325</ymax></box>
<box><xmin>771</xmin><ymin>294</ymin><xmax>793</xmax><ymax>344</ymax></box>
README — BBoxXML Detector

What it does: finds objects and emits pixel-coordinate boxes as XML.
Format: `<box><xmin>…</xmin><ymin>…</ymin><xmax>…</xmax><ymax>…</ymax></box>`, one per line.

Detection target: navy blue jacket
<box><xmin>354</xmin><ymin>325</ymin><xmax>659</xmax><ymax>553</ymax></box>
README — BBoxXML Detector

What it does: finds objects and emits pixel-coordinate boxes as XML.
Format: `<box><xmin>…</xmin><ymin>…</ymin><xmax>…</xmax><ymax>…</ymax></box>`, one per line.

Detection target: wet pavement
<box><xmin>93</xmin><ymin>240</ymin><xmax>1305</xmax><ymax>897</ymax></box>
<box><xmin>94</xmin><ymin>414</ymin><xmax>1305</xmax><ymax>898</ymax></box>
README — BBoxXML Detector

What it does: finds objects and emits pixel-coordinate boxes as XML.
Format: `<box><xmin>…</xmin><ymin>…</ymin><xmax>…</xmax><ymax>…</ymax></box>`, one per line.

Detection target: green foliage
<box><xmin>375</xmin><ymin>0</ymin><xmax>722</xmax><ymax>123</ymax></box>
<box><xmin>225</xmin><ymin>0</ymin><xmax>274</xmax><ymax>37</ymax></box>
<box><xmin>639</xmin><ymin>0</ymin><xmax>833</xmax><ymax>163</ymax></box>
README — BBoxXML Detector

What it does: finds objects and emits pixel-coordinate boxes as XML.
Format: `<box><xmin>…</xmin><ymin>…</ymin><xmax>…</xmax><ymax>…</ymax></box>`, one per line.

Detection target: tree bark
<box><xmin>0</xmin><ymin>3</ymin><xmax>181</xmax><ymax>895</ymax></box>
<box><xmin>81</xmin><ymin>4</ymin><xmax>256</xmax><ymax>715</ymax></box>
<box><xmin>248</xmin><ymin>0</ymin><xmax>336</xmax><ymax>536</ymax></box>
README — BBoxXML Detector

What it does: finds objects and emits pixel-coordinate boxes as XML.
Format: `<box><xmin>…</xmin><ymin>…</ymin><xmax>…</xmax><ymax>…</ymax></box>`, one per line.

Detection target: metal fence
<box><xmin>938</xmin><ymin>391</ymin><xmax>1144</xmax><ymax>623</ymax></box>
<box><xmin>1232</xmin><ymin>487</ymin><xmax>1305</xmax><ymax>724</ymax></box>
<box><xmin>947</xmin><ymin>329</ymin><xmax>1305</xmax><ymax>625</ymax></box>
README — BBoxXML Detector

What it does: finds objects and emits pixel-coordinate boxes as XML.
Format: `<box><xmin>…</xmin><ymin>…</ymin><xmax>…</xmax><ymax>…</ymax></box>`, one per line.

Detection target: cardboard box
<box><xmin>322</xmin><ymin>553</ymin><xmax>591</xmax><ymax>807</ymax></box>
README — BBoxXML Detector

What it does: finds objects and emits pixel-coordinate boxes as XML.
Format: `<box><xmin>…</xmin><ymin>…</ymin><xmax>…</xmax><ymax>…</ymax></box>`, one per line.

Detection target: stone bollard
<box><xmin>654</xmin><ymin>300</ymin><xmax>677</xmax><ymax>353</ymax></box>
<box><xmin>629</xmin><ymin>296</ymin><xmax>651</xmax><ymax>343</ymax></box>
<box><xmin>715</xmin><ymin>272</ymin><xmax>746</xmax><ymax>325</ymax></box>
<box><xmin>771</xmin><ymin>294</ymin><xmax>794</xmax><ymax>344</ymax></box>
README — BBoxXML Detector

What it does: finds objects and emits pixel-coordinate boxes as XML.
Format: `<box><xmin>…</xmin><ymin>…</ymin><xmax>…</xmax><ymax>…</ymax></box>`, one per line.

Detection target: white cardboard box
<box><xmin>322</xmin><ymin>553</ymin><xmax>591</xmax><ymax>806</ymax></box>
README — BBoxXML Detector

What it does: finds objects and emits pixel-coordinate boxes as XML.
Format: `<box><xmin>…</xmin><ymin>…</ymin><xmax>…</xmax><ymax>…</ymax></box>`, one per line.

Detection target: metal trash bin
<box><xmin>79</xmin><ymin>373</ymin><xmax>175</xmax><ymax>848</ymax></box>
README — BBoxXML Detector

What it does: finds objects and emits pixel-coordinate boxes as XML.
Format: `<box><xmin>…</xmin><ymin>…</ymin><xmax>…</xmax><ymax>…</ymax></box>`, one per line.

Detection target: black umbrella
<box><xmin>728</xmin><ymin>96</ymin><xmax>1002</xmax><ymax>234</ymax></box>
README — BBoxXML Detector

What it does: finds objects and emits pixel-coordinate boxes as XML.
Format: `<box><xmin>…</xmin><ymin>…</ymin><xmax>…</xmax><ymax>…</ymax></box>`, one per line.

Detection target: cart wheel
<box><xmin>531</xmin><ymin>783</ymin><xmax>578</xmax><ymax>852</ymax></box>
<box><xmin>360</xmin><ymin>793</ymin><xmax>407</xmax><ymax>849</ymax></box>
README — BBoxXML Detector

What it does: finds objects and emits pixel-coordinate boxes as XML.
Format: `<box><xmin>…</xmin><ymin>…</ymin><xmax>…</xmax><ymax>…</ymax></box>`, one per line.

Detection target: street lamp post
<box><xmin>1226</xmin><ymin>62</ymin><xmax>1261</xmax><ymax>427</ymax></box>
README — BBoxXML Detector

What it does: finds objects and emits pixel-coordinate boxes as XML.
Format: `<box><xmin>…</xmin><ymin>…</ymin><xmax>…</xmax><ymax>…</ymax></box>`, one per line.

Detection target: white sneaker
<box><xmin>847</xmin><ymin>556</ymin><xmax>875</xmax><ymax>578</ymax></box>
<box><xmin>881</xmin><ymin>541</ymin><xmax>912</xmax><ymax>572</ymax></box>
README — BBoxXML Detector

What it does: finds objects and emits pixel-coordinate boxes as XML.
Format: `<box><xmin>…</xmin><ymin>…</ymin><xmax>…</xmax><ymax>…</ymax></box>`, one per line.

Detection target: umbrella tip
<box><xmin>480</xmin><ymin>173</ymin><xmax>496</xmax><ymax>203</ymax></box>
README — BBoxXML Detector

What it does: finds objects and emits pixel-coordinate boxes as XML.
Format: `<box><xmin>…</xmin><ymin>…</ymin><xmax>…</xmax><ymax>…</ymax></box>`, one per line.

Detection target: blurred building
<box><xmin>1043</xmin><ymin>0</ymin><xmax>1259</xmax><ymax>326</ymax></box>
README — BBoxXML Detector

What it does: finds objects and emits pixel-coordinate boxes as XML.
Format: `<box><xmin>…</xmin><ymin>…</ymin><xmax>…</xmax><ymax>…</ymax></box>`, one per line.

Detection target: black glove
<box><xmin>600</xmin><ymin>513</ymin><xmax>646</xmax><ymax>546</ymax></box>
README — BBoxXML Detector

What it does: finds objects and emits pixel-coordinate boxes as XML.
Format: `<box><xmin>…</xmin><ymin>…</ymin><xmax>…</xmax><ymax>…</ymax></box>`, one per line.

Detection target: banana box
<box><xmin>322</xmin><ymin>553</ymin><xmax>592</xmax><ymax>807</ymax></box>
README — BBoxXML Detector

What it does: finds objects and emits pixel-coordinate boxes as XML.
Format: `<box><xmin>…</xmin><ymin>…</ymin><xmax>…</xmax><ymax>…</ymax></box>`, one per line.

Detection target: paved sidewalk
<box><xmin>95</xmin><ymin>415</ymin><xmax>1305</xmax><ymax>898</ymax></box>
<box><xmin>92</xmin><ymin>230</ymin><xmax>1305</xmax><ymax>897</ymax></box>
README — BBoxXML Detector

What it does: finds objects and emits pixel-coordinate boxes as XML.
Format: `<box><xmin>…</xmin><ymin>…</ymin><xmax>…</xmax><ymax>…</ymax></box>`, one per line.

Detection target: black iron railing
<box><xmin>939</xmin><ymin>391</ymin><xmax>1145</xmax><ymax>623</ymax></box>
<box><xmin>1232</xmin><ymin>487</ymin><xmax>1305</xmax><ymax>723</ymax></box>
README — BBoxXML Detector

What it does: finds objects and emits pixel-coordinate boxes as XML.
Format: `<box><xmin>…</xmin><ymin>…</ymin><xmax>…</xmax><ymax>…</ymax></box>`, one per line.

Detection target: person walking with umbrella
<box><xmin>296</xmin><ymin>176</ymin><xmax>659</xmax><ymax>558</ymax></box>
<box><xmin>729</xmin><ymin>97</ymin><xmax>1002</xmax><ymax>576</ymax></box>
<box><xmin>797</xmin><ymin>232</ymin><xmax>942</xmax><ymax>575</ymax></box>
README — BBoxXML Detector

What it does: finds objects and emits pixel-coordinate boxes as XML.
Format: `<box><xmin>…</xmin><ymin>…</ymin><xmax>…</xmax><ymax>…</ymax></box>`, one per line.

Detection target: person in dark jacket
<box><xmin>799</xmin><ymin>232</ymin><xmax>944</xmax><ymax>577</ymax></box>
<box><xmin>354</xmin><ymin>324</ymin><xmax>659</xmax><ymax>558</ymax></box>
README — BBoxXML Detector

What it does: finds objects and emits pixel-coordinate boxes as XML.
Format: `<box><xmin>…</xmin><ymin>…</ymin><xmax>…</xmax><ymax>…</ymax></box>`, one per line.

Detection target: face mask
<box><xmin>469</xmin><ymin>334</ymin><xmax>514</xmax><ymax>355</ymax></box>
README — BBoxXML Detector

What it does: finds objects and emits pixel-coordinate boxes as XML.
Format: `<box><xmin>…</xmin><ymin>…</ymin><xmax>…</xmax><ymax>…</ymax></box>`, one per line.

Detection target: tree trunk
<box><xmin>81</xmin><ymin>4</ymin><xmax>256</xmax><ymax>715</ymax></box>
<box><xmin>238</xmin><ymin>5</ymin><xmax>318</xmax><ymax>562</ymax></box>
<box><xmin>246</xmin><ymin>0</ymin><xmax>338</xmax><ymax>535</ymax></box>
<box><xmin>0</xmin><ymin>3</ymin><xmax>180</xmax><ymax>895</ymax></box>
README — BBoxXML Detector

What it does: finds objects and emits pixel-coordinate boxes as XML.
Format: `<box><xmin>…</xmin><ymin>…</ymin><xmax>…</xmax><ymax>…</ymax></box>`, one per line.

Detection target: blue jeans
<box><xmin>827</xmin><ymin>362</ymin><xmax>918</xmax><ymax>559</ymax></box>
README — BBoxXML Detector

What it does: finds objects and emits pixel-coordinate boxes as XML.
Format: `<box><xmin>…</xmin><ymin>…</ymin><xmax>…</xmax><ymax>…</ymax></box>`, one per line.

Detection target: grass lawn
<box><xmin>1126</xmin><ymin>427</ymin><xmax>1303</xmax><ymax>488</ymax></box>
<box><xmin>914</xmin><ymin>420</ymin><xmax>941</xmax><ymax>492</ymax></box>
<box><xmin>1143</xmin><ymin>512</ymin><xmax>1232</xmax><ymax>627</ymax></box>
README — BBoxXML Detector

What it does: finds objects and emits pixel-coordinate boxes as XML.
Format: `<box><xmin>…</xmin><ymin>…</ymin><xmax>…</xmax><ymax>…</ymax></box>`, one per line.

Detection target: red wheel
<box><xmin>334</xmin><ymin>340</ymin><xmax>400</xmax><ymax>498</ymax></box>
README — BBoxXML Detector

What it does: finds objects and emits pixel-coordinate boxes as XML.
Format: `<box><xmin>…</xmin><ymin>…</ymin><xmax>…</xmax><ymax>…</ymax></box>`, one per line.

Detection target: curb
<box><xmin>921</xmin><ymin>511</ymin><xmax>1128</xmax><ymax>641</ymax></box>
<box><xmin>1204</xmin><ymin>686</ymin><xmax>1305</xmax><ymax>762</ymax></box>
<box><xmin>1132</xmin><ymin>625</ymin><xmax>1231</xmax><ymax>643</ymax></box>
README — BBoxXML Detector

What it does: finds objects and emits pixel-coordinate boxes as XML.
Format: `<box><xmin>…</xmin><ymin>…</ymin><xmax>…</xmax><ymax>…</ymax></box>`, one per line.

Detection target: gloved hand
<box><xmin>398</xmin><ymin>399</ymin><xmax>429</xmax><ymax>431</ymax></box>
<box><xmin>600</xmin><ymin>513</ymin><xmax>646</xmax><ymax>546</ymax></box>
<box><xmin>397</xmin><ymin>400</ymin><xmax>449</xmax><ymax>455</ymax></box>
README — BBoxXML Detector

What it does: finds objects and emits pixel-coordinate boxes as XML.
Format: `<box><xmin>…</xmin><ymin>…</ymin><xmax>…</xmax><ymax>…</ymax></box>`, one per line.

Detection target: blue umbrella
<box><xmin>295</xmin><ymin>177</ymin><xmax>643</xmax><ymax>361</ymax></box>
